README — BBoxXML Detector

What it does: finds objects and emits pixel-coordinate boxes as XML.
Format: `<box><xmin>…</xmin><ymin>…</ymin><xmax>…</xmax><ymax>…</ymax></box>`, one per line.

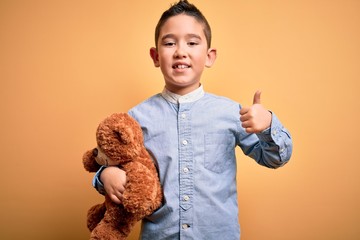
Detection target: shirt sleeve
<box><xmin>239</xmin><ymin>112</ymin><xmax>293</xmax><ymax>169</ymax></box>
<box><xmin>92</xmin><ymin>165</ymin><xmax>107</xmax><ymax>195</ymax></box>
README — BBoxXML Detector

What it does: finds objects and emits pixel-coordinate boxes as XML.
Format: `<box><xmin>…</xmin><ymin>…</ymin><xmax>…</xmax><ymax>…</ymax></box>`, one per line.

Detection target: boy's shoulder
<box><xmin>131</xmin><ymin>93</ymin><xmax>162</xmax><ymax>107</ymax></box>
<box><xmin>128</xmin><ymin>93</ymin><xmax>163</xmax><ymax>114</ymax></box>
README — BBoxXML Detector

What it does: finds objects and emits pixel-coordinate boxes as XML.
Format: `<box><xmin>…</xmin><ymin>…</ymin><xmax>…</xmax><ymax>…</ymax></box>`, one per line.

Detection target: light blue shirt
<box><xmin>93</xmin><ymin>86</ymin><xmax>292</xmax><ymax>239</ymax></box>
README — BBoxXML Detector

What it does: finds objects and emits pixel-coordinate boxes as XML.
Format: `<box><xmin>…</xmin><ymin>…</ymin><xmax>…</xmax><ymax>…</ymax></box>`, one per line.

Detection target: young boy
<box><xmin>93</xmin><ymin>0</ymin><xmax>292</xmax><ymax>239</ymax></box>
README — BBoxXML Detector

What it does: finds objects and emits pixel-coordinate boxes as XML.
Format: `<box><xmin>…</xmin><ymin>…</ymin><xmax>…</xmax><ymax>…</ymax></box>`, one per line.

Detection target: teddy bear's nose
<box><xmin>92</xmin><ymin>148</ymin><xmax>98</xmax><ymax>157</ymax></box>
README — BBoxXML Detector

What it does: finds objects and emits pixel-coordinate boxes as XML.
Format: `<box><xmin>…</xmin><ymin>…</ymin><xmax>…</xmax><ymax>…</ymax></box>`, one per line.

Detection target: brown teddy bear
<box><xmin>82</xmin><ymin>113</ymin><xmax>163</xmax><ymax>240</ymax></box>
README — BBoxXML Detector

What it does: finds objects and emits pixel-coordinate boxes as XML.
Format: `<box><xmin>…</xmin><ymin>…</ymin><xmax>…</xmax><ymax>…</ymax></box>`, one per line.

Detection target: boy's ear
<box><xmin>150</xmin><ymin>47</ymin><xmax>160</xmax><ymax>67</ymax></box>
<box><xmin>205</xmin><ymin>48</ymin><xmax>217</xmax><ymax>68</ymax></box>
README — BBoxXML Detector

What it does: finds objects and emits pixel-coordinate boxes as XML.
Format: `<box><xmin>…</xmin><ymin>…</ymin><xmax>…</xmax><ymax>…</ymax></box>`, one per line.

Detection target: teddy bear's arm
<box><xmin>121</xmin><ymin>161</ymin><xmax>162</xmax><ymax>217</ymax></box>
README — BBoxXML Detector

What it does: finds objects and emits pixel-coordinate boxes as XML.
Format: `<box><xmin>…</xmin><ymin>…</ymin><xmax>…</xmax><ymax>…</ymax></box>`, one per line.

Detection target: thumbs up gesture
<box><xmin>240</xmin><ymin>91</ymin><xmax>272</xmax><ymax>133</ymax></box>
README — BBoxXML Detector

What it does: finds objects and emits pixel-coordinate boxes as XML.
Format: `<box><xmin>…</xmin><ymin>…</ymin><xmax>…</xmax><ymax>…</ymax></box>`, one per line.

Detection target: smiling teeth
<box><xmin>174</xmin><ymin>65</ymin><xmax>189</xmax><ymax>69</ymax></box>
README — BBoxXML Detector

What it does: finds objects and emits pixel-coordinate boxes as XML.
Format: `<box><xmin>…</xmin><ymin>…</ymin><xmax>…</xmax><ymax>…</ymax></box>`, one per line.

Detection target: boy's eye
<box><xmin>164</xmin><ymin>42</ymin><xmax>175</xmax><ymax>46</ymax></box>
<box><xmin>188</xmin><ymin>41</ymin><xmax>199</xmax><ymax>46</ymax></box>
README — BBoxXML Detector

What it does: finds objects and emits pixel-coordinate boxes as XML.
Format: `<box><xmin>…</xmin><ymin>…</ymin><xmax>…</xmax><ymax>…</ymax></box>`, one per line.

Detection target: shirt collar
<box><xmin>161</xmin><ymin>85</ymin><xmax>205</xmax><ymax>104</ymax></box>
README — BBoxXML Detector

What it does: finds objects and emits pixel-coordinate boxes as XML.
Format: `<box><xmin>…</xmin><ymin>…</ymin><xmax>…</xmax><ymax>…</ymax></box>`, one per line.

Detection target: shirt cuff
<box><xmin>92</xmin><ymin>165</ymin><xmax>106</xmax><ymax>195</ymax></box>
<box><xmin>256</xmin><ymin>113</ymin><xmax>281</xmax><ymax>142</ymax></box>
<box><xmin>257</xmin><ymin>112</ymin><xmax>292</xmax><ymax>162</ymax></box>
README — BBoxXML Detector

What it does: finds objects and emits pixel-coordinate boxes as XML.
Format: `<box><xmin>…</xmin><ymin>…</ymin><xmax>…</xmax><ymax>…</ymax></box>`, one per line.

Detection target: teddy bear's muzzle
<box><xmin>92</xmin><ymin>147</ymin><xmax>112</xmax><ymax>166</ymax></box>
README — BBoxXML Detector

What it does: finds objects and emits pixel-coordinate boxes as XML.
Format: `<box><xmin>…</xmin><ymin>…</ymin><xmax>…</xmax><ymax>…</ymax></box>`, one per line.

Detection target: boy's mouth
<box><xmin>172</xmin><ymin>64</ymin><xmax>190</xmax><ymax>69</ymax></box>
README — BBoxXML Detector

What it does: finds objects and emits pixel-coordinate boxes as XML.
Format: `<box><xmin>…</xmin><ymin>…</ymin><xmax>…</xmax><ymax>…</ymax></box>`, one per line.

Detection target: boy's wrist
<box><xmin>92</xmin><ymin>165</ymin><xmax>107</xmax><ymax>187</ymax></box>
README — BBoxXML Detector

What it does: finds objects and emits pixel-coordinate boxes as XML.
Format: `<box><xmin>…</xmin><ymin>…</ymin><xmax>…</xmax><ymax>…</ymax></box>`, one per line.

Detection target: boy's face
<box><xmin>150</xmin><ymin>14</ymin><xmax>216</xmax><ymax>95</ymax></box>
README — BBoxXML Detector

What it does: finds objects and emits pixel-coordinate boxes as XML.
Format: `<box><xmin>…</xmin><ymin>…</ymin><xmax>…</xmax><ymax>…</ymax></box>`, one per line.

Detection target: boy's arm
<box><xmin>92</xmin><ymin>166</ymin><xmax>127</xmax><ymax>204</ymax></box>
<box><xmin>239</xmin><ymin>113</ymin><xmax>292</xmax><ymax>168</ymax></box>
<box><xmin>92</xmin><ymin>166</ymin><xmax>107</xmax><ymax>195</ymax></box>
<box><xmin>239</xmin><ymin>91</ymin><xmax>292</xmax><ymax>168</ymax></box>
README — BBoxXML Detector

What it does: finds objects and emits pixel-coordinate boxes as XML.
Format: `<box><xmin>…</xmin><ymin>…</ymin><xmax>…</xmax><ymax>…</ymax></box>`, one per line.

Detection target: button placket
<box><xmin>178</xmin><ymin>107</ymin><xmax>194</xmax><ymax>232</ymax></box>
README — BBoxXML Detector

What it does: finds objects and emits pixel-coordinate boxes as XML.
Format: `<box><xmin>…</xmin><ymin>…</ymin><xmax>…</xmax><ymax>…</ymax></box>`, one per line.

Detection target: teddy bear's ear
<box><xmin>113</xmin><ymin>129</ymin><xmax>134</xmax><ymax>145</ymax></box>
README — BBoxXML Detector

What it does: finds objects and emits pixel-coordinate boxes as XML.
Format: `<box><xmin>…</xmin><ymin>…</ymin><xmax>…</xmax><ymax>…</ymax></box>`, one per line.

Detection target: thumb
<box><xmin>253</xmin><ymin>90</ymin><xmax>261</xmax><ymax>104</ymax></box>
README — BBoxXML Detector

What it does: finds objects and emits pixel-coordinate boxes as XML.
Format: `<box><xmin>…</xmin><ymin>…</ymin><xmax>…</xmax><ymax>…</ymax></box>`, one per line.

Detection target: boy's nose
<box><xmin>174</xmin><ymin>45</ymin><xmax>187</xmax><ymax>58</ymax></box>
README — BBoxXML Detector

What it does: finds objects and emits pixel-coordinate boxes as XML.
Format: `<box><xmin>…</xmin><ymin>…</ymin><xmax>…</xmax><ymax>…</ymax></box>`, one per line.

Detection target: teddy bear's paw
<box><xmin>122</xmin><ymin>188</ymin><xmax>162</xmax><ymax>216</ymax></box>
<box><xmin>122</xmin><ymin>195</ymin><xmax>156</xmax><ymax>216</ymax></box>
<box><xmin>90</xmin><ymin>224</ymin><xmax>127</xmax><ymax>240</ymax></box>
<box><xmin>87</xmin><ymin>203</ymin><xmax>106</xmax><ymax>231</ymax></box>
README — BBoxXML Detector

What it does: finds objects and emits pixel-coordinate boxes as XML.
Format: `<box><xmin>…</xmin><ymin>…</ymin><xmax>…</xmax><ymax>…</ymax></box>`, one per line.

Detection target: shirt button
<box><xmin>183</xmin><ymin>167</ymin><xmax>189</xmax><ymax>173</ymax></box>
<box><xmin>183</xmin><ymin>195</ymin><xmax>190</xmax><ymax>201</ymax></box>
<box><xmin>182</xmin><ymin>224</ymin><xmax>189</xmax><ymax>229</ymax></box>
<box><xmin>182</xmin><ymin>140</ymin><xmax>188</xmax><ymax>145</ymax></box>
<box><xmin>181</xmin><ymin>113</ymin><xmax>186</xmax><ymax>119</ymax></box>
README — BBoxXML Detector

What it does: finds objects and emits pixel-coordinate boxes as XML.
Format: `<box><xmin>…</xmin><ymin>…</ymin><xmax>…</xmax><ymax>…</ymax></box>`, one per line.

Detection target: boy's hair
<box><xmin>154</xmin><ymin>0</ymin><xmax>212</xmax><ymax>48</ymax></box>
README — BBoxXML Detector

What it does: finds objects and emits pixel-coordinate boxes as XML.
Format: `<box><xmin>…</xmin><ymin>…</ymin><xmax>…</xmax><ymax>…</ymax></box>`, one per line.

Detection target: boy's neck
<box><xmin>165</xmin><ymin>83</ymin><xmax>202</xmax><ymax>96</ymax></box>
<box><xmin>162</xmin><ymin>85</ymin><xmax>204</xmax><ymax>104</ymax></box>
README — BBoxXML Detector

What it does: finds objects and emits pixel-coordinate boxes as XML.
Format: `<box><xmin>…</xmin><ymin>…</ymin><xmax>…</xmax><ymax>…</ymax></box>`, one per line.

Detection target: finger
<box><xmin>241</xmin><ymin>121</ymin><xmax>251</xmax><ymax>129</ymax></box>
<box><xmin>253</xmin><ymin>90</ymin><xmax>261</xmax><ymax>105</ymax></box>
<box><xmin>115</xmin><ymin>191</ymin><xmax>124</xmax><ymax>202</ymax></box>
<box><xmin>109</xmin><ymin>194</ymin><xmax>122</xmax><ymax>204</ymax></box>
<box><xmin>111</xmin><ymin>186</ymin><xmax>124</xmax><ymax>201</ymax></box>
<box><xmin>245</xmin><ymin>127</ymin><xmax>255</xmax><ymax>134</ymax></box>
<box><xmin>240</xmin><ymin>114</ymin><xmax>250</xmax><ymax>123</ymax></box>
<box><xmin>117</xmin><ymin>182</ymin><xmax>126</xmax><ymax>193</ymax></box>
<box><xmin>239</xmin><ymin>106</ymin><xmax>249</xmax><ymax>115</ymax></box>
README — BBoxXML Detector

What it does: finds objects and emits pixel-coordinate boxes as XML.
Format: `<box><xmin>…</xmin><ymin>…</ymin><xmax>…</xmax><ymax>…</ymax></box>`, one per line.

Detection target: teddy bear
<box><xmin>82</xmin><ymin>112</ymin><xmax>163</xmax><ymax>240</ymax></box>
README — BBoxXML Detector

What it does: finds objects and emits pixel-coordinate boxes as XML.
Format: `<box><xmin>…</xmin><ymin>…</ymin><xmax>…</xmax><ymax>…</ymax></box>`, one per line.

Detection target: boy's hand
<box><xmin>100</xmin><ymin>166</ymin><xmax>127</xmax><ymax>204</ymax></box>
<box><xmin>240</xmin><ymin>91</ymin><xmax>272</xmax><ymax>133</ymax></box>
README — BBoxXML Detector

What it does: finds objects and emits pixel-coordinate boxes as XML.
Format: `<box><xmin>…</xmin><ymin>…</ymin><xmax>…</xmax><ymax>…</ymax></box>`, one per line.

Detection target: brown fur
<box><xmin>83</xmin><ymin>113</ymin><xmax>163</xmax><ymax>240</ymax></box>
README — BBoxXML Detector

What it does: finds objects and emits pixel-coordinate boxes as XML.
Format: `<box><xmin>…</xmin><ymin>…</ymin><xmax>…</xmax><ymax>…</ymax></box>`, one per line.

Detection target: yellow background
<box><xmin>1</xmin><ymin>0</ymin><xmax>359</xmax><ymax>239</ymax></box>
